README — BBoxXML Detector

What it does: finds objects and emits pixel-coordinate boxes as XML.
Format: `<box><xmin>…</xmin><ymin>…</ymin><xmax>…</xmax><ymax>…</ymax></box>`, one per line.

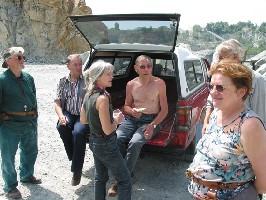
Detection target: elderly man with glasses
<box><xmin>0</xmin><ymin>47</ymin><xmax>41</xmax><ymax>199</ymax></box>
<box><xmin>108</xmin><ymin>55</ymin><xmax>168</xmax><ymax>196</ymax></box>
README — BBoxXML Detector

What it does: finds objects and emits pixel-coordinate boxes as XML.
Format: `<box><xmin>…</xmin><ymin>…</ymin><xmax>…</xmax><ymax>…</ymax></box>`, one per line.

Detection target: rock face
<box><xmin>0</xmin><ymin>0</ymin><xmax>91</xmax><ymax>63</ymax></box>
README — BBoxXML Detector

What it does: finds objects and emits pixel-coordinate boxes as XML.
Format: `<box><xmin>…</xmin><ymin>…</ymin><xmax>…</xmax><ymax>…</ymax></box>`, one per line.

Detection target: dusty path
<box><xmin>0</xmin><ymin>65</ymin><xmax>264</xmax><ymax>200</ymax></box>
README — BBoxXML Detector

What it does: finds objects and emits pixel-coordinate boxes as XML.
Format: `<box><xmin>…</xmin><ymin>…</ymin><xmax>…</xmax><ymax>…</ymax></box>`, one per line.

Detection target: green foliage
<box><xmin>179</xmin><ymin>21</ymin><xmax>266</xmax><ymax>56</ymax></box>
<box><xmin>258</xmin><ymin>22</ymin><xmax>266</xmax><ymax>33</ymax></box>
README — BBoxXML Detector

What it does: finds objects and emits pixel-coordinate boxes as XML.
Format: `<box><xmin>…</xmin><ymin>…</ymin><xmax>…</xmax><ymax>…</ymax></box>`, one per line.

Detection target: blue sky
<box><xmin>85</xmin><ymin>0</ymin><xmax>266</xmax><ymax>30</ymax></box>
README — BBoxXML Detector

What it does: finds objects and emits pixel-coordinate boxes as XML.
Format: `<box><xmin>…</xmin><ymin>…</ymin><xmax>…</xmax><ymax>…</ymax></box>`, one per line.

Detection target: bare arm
<box><xmin>80</xmin><ymin>105</ymin><xmax>88</xmax><ymax>124</ymax></box>
<box><xmin>202</xmin><ymin>107</ymin><xmax>213</xmax><ymax>134</ymax></box>
<box><xmin>241</xmin><ymin>118</ymin><xmax>266</xmax><ymax>193</ymax></box>
<box><xmin>97</xmin><ymin>95</ymin><xmax>118</xmax><ymax>135</ymax></box>
<box><xmin>54</xmin><ymin>99</ymin><xmax>67</xmax><ymax>125</ymax></box>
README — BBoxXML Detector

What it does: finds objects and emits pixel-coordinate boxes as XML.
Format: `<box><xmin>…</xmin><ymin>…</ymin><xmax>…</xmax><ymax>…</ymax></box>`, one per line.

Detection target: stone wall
<box><xmin>0</xmin><ymin>0</ymin><xmax>91</xmax><ymax>63</ymax></box>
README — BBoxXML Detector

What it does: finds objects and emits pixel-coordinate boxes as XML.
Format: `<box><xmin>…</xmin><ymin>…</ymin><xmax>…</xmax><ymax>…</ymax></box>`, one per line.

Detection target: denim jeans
<box><xmin>216</xmin><ymin>183</ymin><xmax>259</xmax><ymax>200</ymax></box>
<box><xmin>57</xmin><ymin>111</ymin><xmax>89</xmax><ymax>173</ymax></box>
<box><xmin>116</xmin><ymin>114</ymin><xmax>155</xmax><ymax>173</ymax></box>
<box><xmin>89</xmin><ymin>134</ymin><xmax>131</xmax><ymax>200</ymax></box>
<box><xmin>0</xmin><ymin>121</ymin><xmax>38</xmax><ymax>192</ymax></box>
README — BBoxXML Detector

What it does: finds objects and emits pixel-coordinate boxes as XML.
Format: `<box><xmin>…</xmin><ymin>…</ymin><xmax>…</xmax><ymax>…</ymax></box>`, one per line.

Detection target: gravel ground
<box><xmin>0</xmin><ymin>65</ymin><xmax>193</xmax><ymax>200</ymax></box>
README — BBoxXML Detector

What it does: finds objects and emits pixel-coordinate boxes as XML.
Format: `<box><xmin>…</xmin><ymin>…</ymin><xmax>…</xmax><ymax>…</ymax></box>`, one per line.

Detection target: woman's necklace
<box><xmin>222</xmin><ymin>115</ymin><xmax>241</xmax><ymax>128</ymax></box>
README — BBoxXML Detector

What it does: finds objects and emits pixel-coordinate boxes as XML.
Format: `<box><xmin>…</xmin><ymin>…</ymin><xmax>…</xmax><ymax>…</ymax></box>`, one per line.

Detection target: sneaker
<box><xmin>21</xmin><ymin>176</ymin><xmax>42</xmax><ymax>184</ymax></box>
<box><xmin>6</xmin><ymin>188</ymin><xmax>22</xmax><ymax>199</ymax></box>
<box><xmin>71</xmin><ymin>172</ymin><xmax>82</xmax><ymax>186</ymax></box>
<box><xmin>107</xmin><ymin>183</ymin><xmax>118</xmax><ymax>197</ymax></box>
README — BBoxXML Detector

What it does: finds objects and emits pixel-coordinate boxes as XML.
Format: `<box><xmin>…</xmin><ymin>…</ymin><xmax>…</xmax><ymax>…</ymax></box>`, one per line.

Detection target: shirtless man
<box><xmin>108</xmin><ymin>55</ymin><xmax>168</xmax><ymax>196</ymax></box>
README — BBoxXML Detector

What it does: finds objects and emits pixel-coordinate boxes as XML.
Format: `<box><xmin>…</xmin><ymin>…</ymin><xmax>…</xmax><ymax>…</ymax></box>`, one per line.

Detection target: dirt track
<box><xmin>0</xmin><ymin>65</ymin><xmax>192</xmax><ymax>200</ymax></box>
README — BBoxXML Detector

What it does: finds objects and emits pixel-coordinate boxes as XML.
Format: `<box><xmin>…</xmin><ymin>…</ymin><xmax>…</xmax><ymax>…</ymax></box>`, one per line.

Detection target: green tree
<box><xmin>258</xmin><ymin>22</ymin><xmax>266</xmax><ymax>34</ymax></box>
<box><xmin>206</xmin><ymin>22</ymin><xmax>230</xmax><ymax>35</ymax></box>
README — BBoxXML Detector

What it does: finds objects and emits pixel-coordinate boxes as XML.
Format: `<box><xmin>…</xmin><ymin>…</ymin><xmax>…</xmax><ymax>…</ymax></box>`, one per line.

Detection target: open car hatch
<box><xmin>69</xmin><ymin>13</ymin><xmax>180</xmax><ymax>52</ymax></box>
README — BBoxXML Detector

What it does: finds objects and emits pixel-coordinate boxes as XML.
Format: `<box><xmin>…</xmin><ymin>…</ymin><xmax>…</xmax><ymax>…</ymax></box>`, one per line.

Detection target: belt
<box><xmin>0</xmin><ymin>111</ymin><xmax>38</xmax><ymax>121</ymax></box>
<box><xmin>6</xmin><ymin>111</ymin><xmax>38</xmax><ymax>117</ymax></box>
<box><xmin>186</xmin><ymin>170</ymin><xmax>253</xmax><ymax>190</ymax></box>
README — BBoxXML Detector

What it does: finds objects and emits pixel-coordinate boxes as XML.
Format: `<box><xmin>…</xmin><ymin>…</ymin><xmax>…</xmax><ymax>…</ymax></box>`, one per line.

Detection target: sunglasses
<box><xmin>208</xmin><ymin>83</ymin><xmax>226</xmax><ymax>93</ymax></box>
<box><xmin>17</xmin><ymin>55</ymin><xmax>26</xmax><ymax>61</ymax></box>
<box><xmin>139</xmin><ymin>64</ymin><xmax>152</xmax><ymax>69</ymax></box>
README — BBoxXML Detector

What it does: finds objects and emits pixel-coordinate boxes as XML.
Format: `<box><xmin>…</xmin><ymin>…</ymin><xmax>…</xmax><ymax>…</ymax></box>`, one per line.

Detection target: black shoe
<box><xmin>6</xmin><ymin>188</ymin><xmax>22</xmax><ymax>199</ymax></box>
<box><xmin>71</xmin><ymin>172</ymin><xmax>82</xmax><ymax>186</ymax></box>
<box><xmin>21</xmin><ymin>176</ymin><xmax>42</xmax><ymax>184</ymax></box>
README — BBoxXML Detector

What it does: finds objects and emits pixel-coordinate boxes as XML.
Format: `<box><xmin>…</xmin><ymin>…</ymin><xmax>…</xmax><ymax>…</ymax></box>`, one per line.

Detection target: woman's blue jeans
<box><xmin>89</xmin><ymin>134</ymin><xmax>131</xmax><ymax>200</ymax></box>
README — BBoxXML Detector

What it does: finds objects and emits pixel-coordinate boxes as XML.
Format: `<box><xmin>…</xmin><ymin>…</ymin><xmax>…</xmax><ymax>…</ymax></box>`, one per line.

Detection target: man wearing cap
<box><xmin>54</xmin><ymin>54</ymin><xmax>89</xmax><ymax>186</ymax></box>
<box><xmin>0</xmin><ymin>47</ymin><xmax>41</xmax><ymax>199</ymax></box>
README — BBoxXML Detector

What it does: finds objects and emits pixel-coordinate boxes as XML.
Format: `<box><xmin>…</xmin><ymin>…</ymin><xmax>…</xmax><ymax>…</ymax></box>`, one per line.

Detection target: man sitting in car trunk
<box><xmin>108</xmin><ymin>55</ymin><xmax>168</xmax><ymax>196</ymax></box>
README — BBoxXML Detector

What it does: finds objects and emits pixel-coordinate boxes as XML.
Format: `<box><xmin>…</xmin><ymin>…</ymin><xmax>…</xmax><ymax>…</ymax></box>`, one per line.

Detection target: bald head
<box><xmin>66</xmin><ymin>54</ymin><xmax>81</xmax><ymax>64</ymax></box>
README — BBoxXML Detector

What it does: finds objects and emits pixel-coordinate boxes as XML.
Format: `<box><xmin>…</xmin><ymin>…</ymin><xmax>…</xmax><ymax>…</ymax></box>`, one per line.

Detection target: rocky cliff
<box><xmin>0</xmin><ymin>0</ymin><xmax>91</xmax><ymax>63</ymax></box>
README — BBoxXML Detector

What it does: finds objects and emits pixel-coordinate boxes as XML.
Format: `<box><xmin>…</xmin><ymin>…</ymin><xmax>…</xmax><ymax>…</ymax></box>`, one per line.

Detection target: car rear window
<box><xmin>92</xmin><ymin>57</ymin><xmax>131</xmax><ymax>76</ymax></box>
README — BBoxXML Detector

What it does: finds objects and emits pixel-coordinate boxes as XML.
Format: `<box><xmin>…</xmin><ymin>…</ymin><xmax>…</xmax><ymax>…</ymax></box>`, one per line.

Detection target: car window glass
<box><xmin>92</xmin><ymin>57</ymin><xmax>131</xmax><ymax>76</ymax></box>
<box><xmin>153</xmin><ymin>59</ymin><xmax>175</xmax><ymax>77</ymax></box>
<box><xmin>113</xmin><ymin>57</ymin><xmax>131</xmax><ymax>76</ymax></box>
<box><xmin>184</xmin><ymin>60</ymin><xmax>204</xmax><ymax>90</ymax></box>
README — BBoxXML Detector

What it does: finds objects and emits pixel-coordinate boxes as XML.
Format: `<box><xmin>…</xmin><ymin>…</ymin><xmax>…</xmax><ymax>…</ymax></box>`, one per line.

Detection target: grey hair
<box><xmin>83</xmin><ymin>60</ymin><xmax>114</xmax><ymax>95</ymax></box>
<box><xmin>135</xmin><ymin>55</ymin><xmax>153</xmax><ymax>67</ymax></box>
<box><xmin>212</xmin><ymin>39</ymin><xmax>245</xmax><ymax>65</ymax></box>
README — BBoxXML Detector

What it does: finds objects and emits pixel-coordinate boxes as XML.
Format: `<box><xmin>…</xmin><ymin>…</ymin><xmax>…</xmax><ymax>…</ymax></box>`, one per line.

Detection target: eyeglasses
<box><xmin>73</xmin><ymin>63</ymin><xmax>82</xmax><ymax>67</ymax></box>
<box><xmin>139</xmin><ymin>64</ymin><xmax>152</xmax><ymax>69</ymax></box>
<box><xmin>208</xmin><ymin>83</ymin><xmax>226</xmax><ymax>93</ymax></box>
<box><xmin>17</xmin><ymin>55</ymin><xmax>26</xmax><ymax>61</ymax></box>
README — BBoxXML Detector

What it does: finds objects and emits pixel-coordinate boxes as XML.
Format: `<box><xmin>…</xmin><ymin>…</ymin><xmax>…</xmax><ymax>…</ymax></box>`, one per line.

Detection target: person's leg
<box><xmin>71</xmin><ymin>120</ymin><xmax>88</xmax><ymax>173</ymax></box>
<box><xmin>0</xmin><ymin>127</ymin><xmax>20</xmax><ymax>193</ymax></box>
<box><xmin>116</xmin><ymin>117</ymin><xmax>138</xmax><ymax>157</ymax></box>
<box><xmin>97</xmin><ymin>135</ymin><xmax>131</xmax><ymax>200</ymax></box>
<box><xmin>107</xmin><ymin>118</ymin><xmax>137</xmax><ymax>196</ymax></box>
<box><xmin>89</xmin><ymin>140</ymin><xmax>109</xmax><ymax>200</ymax></box>
<box><xmin>19</xmin><ymin>125</ymin><xmax>38</xmax><ymax>181</ymax></box>
<box><xmin>126</xmin><ymin>125</ymin><xmax>147</xmax><ymax>173</ymax></box>
<box><xmin>56</xmin><ymin>112</ymin><xmax>75</xmax><ymax>160</ymax></box>
<box><xmin>71</xmin><ymin>120</ymin><xmax>89</xmax><ymax>185</ymax></box>
<box><xmin>107</xmin><ymin>141</ymin><xmax>131</xmax><ymax>200</ymax></box>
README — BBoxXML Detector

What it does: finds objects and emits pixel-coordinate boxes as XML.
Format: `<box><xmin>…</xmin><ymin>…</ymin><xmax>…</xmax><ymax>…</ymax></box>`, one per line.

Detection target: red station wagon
<box><xmin>70</xmin><ymin>14</ymin><xmax>209</xmax><ymax>159</ymax></box>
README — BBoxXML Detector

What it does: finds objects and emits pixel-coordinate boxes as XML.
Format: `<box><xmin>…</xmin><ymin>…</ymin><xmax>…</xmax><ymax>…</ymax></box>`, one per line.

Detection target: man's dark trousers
<box><xmin>57</xmin><ymin>111</ymin><xmax>89</xmax><ymax>173</ymax></box>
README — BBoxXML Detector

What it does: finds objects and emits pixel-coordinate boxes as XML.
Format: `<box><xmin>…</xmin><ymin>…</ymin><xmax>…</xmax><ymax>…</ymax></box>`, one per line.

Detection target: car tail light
<box><xmin>176</xmin><ymin>105</ymin><xmax>192</xmax><ymax>131</ymax></box>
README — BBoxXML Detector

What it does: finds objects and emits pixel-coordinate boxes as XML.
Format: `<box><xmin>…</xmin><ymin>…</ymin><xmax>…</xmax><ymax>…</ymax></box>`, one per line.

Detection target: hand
<box><xmin>144</xmin><ymin>124</ymin><xmax>154</xmax><ymax>140</ymax></box>
<box><xmin>131</xmin><ymin>108</ymin><xmax>142</xmax><ymax>119</ymax></box>
<box><xmin>59</xmin><ymin>115</ymin><xmax>67</xmax><ymax>126</ymax></box>
<box><xmin>113</xmin><ymin>109</ymin><xmax>124</xmax><ymax>124</ymax></box>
